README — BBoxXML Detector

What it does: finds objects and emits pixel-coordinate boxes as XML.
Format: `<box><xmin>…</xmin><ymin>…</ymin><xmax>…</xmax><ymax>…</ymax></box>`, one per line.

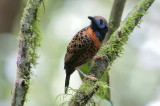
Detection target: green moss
<box><xmin>69</xmin><ymin>80</ymin><xmax>108</xmax><ymax>105</ymax></box>
<box><xmin>101</xmin><ymin>68</ymin><xmax>110</xmax><ymax>81</ymax></box>
<box><xmin>96</xmin><ymin>81</ymin><xmax>108</xmax><ymax>99</ymax></box>
<box><xmin>98</xmin><ymin>0</ymin><xmax>153</xmax><ymax>69</ymax></box>
<box><xmin>29</xmin><ymin>18</ymin><xmax>42</xmax><ymax>67</ymax></box>
<box><xmin>20</xmin><ymin>0</ymin><xmax>43</xmax><ymax>68</ymax></box>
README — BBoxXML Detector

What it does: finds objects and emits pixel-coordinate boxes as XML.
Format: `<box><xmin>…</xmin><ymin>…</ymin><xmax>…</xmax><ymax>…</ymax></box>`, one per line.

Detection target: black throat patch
<box><xmin>90</xmin><ymin>23</ymin><xmax>107</xmax><ymax>42</ymax></box>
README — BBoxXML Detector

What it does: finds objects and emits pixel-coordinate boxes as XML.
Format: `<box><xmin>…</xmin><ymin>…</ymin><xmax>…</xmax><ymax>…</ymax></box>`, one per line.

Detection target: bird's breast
<box><xmin>86</xmin><ymin>27</ymin><xmax>103</xmax><ymax>48</ymax></box>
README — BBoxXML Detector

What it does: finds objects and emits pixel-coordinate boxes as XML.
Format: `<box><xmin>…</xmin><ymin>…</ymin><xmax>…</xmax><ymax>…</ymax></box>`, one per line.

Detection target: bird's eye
<box><xmin>100</xmin><ymin>19</ymin><xmax>103</xmax><ymax>25</ymax></box>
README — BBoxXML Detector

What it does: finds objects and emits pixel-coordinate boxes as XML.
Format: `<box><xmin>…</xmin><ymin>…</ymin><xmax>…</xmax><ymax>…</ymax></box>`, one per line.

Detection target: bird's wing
<box><xmin>65</xmin><ymin>28</ymin><xmax>92</xmax><ymax>66</ymax></box>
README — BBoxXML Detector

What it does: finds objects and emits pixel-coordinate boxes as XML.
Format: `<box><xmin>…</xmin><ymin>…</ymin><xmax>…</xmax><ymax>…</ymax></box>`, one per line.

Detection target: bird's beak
<box><xmin>88</xmin><ymin>16</ymin><xmax>95</xmax><ymax>22</ymax></box>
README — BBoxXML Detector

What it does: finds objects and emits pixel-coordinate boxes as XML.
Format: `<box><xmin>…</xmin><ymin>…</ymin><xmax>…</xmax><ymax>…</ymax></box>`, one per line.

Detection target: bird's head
<box><xmin>88</xmin><ymin>16</ymin><xmax>109</xmax><ymax>33</ymax></box>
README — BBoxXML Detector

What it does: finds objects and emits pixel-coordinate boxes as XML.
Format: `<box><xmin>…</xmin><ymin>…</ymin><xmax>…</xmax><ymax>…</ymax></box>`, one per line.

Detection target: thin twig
<box><xmin>104</xmin><ymin>0</ymin><xmax>126</xmax><ymax>43</ymax></box>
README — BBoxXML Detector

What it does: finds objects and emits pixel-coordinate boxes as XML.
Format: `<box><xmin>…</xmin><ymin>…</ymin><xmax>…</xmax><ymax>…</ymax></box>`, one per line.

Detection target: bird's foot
<box><xmin>76</xmin><ymin>68</ymin><xmax>98</xmax><ymax>81</ymax></box>
<box><xmin>84</xmin><ymin>74</ymin><xmax>97</xmax><ymax>80</ymax></box>
<box><xmin>93</xmin><ymin>54</ymin><xmax>108</xmax><ymax>62</ymax></box>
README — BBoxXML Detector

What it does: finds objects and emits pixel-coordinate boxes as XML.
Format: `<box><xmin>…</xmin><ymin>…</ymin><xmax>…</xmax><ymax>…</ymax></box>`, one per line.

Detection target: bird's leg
<box><xmin>76</xmin><ymin>68</ymin><xmax>97</xmax><ymax>80</ymax></box>
<box><xmin>93</xmin><ymin>54</ymin><xmax>108</xmax><ymax>62</ymax></box>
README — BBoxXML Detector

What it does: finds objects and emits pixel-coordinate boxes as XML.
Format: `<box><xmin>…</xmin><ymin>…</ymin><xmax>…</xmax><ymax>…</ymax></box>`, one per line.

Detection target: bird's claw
<box><xmin>84</xmin><ymin>74</ymin><xmax>98</xmax><ymax>81</ymax></box>
<box><xmin>76</xmin><ymin>68</ymin><xmax>98</xmax><ymax>81</ymax></box>
<box><xmin>88</xmin><ymin>74</ymin><xmax>95</xmax><ymax>77</ymax></box>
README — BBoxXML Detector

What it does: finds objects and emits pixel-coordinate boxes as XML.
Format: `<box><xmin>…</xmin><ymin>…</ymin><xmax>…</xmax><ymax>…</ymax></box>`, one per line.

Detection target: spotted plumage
<box><xmin>64</xmin><ymin>16</ymin><xmax>109</xmax><ymax>93</ymax></box>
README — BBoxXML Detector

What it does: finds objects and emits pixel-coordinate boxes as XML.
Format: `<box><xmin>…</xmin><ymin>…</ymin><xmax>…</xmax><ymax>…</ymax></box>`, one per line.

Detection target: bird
<box><xmin>64</xmin><ymin>16</ymin><xmax>109</xmax><ymax>93</ymax></box>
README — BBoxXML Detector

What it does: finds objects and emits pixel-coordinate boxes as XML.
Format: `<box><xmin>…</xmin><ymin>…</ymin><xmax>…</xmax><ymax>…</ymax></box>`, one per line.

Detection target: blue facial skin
<box><xmin>90</xmin><ymin>18</ymin><xmax>108</xmax><ymax>42</ymax></box>
<box><xmin>97</xmin><ymin>19</ymin><xmax>105</xmax><ymax>29</ymax></box>
<box><xmin>90</xmin><ymin>18</ymin><xmax>107</xmax><ymax>32</ymax></box>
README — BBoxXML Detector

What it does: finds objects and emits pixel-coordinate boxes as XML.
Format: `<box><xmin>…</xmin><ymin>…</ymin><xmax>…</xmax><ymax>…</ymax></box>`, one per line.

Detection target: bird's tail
<box><xmin>65</xmin><ymin>72</ymin><xmax>71</xmax><ymax>94</ymax></box>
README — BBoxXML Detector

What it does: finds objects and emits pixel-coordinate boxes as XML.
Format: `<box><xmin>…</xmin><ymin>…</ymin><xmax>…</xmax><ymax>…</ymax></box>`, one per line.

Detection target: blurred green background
<box><xmin>0</xmin><ymin>0</ymin><xmax>160</xmax><ymax>106</ymax></box>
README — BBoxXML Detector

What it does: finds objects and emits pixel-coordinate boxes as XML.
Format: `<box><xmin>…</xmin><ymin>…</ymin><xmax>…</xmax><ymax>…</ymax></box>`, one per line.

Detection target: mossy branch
<box><xmin>11</xmin><ymin>0</ymin><xmax>42</xmax><ymax>106</ymax></box>
<box><xmin>103</xmin><ymin>0</ymin><xmax>126</xmax><ymax>103</ymax></box>
<box><xmin>69</xmin><ymin>0</ymin><xmax>154</xmax><ymax>105</ymax></box>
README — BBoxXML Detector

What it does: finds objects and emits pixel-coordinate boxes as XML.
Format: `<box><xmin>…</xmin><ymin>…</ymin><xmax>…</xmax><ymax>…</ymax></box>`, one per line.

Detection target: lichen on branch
<box><xmin>12</xmin><ymin>0</ymin><xmax>43</xmax><ymax>106</ymax></box>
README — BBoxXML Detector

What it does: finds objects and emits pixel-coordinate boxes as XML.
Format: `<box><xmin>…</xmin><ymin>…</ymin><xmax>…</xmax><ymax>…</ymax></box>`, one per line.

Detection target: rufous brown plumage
<box><xmin>64</xmin><ymin>16</ymin><xmax>109</xmax><ymax>93</ymax></box>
